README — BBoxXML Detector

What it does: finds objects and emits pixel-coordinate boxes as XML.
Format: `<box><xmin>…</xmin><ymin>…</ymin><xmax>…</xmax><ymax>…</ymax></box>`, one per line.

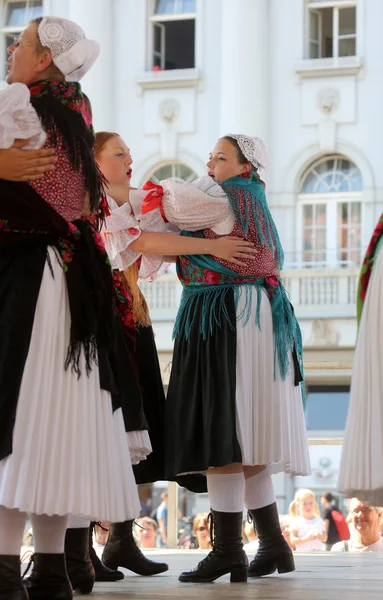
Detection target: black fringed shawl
<box><xmin>0</xmin><ymin>81</ymin><xmax>146</xmax><ymax>460</ymax></box>
<box><xmin>29</xmin><ymin>79</ymin><xmax>104</xmax><ymax>221</ymax></box>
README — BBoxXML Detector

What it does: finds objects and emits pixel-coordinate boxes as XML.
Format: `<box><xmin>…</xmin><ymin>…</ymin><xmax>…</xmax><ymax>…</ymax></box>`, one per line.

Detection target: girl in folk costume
<box><xmin>0</xmin><ymin>17</ymin><xmax>145</xmax><ymax>600</ymax></box>
<box><xmin>161</xmin><ymin>135</ymin><xmax>310</xmax><ymax>583</ymax></box>
<box><xmin>338</xmin><ymin>215</ymin><xmax>383</xmax><ymax>505</ymax></box>
<box><xmin>63</xmin><ymin>132</ymin><xmax>169</xmax><ymax>586</ymax></box>
<box><xmin>83</xmin><ymin>132</ymin><xmax>256</xmax><ymax>577</ymax></box>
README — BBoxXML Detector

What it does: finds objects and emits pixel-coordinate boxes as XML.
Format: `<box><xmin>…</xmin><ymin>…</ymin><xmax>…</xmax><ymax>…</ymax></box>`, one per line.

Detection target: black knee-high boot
<box><xmin>88</xmin><ymin>523</ymin><xmax>124</xmax><ymax>582</ymax></box>
<box><xmin>64</xmin><ymin>527</ymin><xmax>95</xmax><ymax>595</ymax></box>
<box><xmin>23</xmin><ymin>553</ymin><xmax>72</xmax><ymax>600</ymax></box>
<box><xmin>247</xmin><ymin>503</ymin><xmax>295</xmax><ymax>577</ymax></box>
<box><xmin>178</xmin><ymin>511</ymin><xmax>248</xmax><ymax>583</ymax></box>
<box><xmin>102</xmin><ymin>520</ymin><xmax>168</xmax><ymax>576</ymax></box>
<box><xmin>0</xmin><ymin>555</ymin><xmax>28</xmax><ymax>600</ymax></box>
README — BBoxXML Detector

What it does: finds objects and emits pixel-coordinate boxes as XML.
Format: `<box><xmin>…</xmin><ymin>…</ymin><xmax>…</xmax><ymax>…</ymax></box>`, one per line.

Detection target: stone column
<box><xmin>68</xmin><ymin>0</ymin><xmax>113</xmax><ymax>130</ymax></box>
<box><xmin>219</xmin><ymin>0</ymin><xmax>269</xmax><ymax>141</ymax></box>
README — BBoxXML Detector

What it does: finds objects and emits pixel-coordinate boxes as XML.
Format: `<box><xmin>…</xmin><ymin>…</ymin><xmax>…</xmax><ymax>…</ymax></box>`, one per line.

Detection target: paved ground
<box><xmin>77</xmin><ymin>549</ymin><xmax>383</xmax><ymax>600</ymax></box>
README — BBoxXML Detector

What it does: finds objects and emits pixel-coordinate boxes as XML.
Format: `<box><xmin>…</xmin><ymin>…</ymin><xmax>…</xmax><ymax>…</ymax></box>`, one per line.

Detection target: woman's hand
<box><xmin>210</xmin><ymin>236</ymin><xmax>257</xmax><ymax>267</ymax></box>
<box><xmin>0</xmin><ymin>140</ymin><xmax>57</xmax><ymax>181</ymax></box>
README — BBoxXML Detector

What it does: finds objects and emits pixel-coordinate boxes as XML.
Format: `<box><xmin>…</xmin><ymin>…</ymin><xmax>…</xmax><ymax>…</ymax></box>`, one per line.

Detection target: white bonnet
<box><xmin>37</xmin><ymin>16</ymin><xmax>100</xmax><ymax>82</ymax></box>
<box><xmin>226</xmin><ymin>133</ymin><xmax>268</xmax><ymax>172</ymax></box>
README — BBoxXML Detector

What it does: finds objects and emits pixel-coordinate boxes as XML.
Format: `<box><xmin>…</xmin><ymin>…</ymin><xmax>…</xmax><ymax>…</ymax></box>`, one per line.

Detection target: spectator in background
<box><xmin>289</xmin><ymin>489</ymin><xmax>327</xmax><ymax>552</ymax></box>
<box><xmin>193</xmin><ymin>514</ymin><xmax>212</xmax><ymax>550</ymax></box>
<box><xmin>156</xmin><ymin>492</ymin><xmax>168</xmax><ymax>547</ymax></box>
<box><xmin>332</xmin><ymin>498</ymin><xmax>383</xmax><ymax>552</ymax></box>
<box><xmin>135</xmin><ymin>517</ymin><xmax>159</xmax><ymax>550</ymax></box>
<box><xmin>279</xmin><ymin>515</ymin><xmax>296</xmax><ymax>551</ymax></box>
<box><xmin>321</xmin><ymin>491</ymin><xmax>347</xmax><ymax>551</ymax></box>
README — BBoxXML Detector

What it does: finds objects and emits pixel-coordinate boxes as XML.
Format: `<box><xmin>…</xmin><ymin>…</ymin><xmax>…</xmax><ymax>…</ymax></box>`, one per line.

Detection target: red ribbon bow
<box><xmin>141</xmin><ymin>181</ymin><xmax>167</xmax><ymax>223</ymax></box>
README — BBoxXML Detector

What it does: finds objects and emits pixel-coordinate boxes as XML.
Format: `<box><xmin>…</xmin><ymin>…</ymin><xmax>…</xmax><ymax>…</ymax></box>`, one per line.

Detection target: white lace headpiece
<box><xmin>226</xmin><ymin>133</ymin><xmax>268</xmax><ymax>172</ymax></box>
<box><xmin>38</xmin><ymin>17</ymin><xmax>100</xmax><ymax>82</ymax></box>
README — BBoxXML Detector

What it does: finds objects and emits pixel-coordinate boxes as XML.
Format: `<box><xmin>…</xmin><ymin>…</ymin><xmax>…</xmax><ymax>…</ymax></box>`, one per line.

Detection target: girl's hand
<box><xmin>211</xmin><ymin>236</ymin><xmax>257</xmax><ymax>267</ymax></box>
<box><xmin>0</xmin><ymin>139</ymin><xmax>57</xmax><ymax>181</ymax></box>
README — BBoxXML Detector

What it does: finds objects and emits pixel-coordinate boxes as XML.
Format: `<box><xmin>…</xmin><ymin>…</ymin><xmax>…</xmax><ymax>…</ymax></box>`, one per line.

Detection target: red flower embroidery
<box><xmin>204</xmin><ymin>270</ymin><xmax>221</xmax><ymax>284</ymax></box>
<box><xmin>266</xmin><ymin>276</ymin><xmax>279</xmax><ymax>287</ymax></box>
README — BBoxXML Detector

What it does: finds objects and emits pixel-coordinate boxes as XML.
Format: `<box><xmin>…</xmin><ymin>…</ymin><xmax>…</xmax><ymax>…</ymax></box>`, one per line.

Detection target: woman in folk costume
<box><xmin>162</xmin><ymin>134</ymin><xmax>310</xmax><ymax>583</ymax></box>
<box><xmin>0</xmin><ymin>17</ymin><xmax>146</xmax><ymax>600</ymax></box>
<box><xmin>338</xmin><ymin>216</ymin><xmax>383</xmax><ymax>505</ymax></box>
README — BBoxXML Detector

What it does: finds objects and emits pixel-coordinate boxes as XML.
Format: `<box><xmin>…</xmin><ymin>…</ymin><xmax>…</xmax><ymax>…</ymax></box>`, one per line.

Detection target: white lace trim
<box><xmin>102</xmin><ymin>196</ymin><xmax>172</xmax><ymax>281</ymax></box>
<box><xmin>0</xmin><ymin>84</ymin><xmax>46</xmax><ymax>149</ymax></box>
<box><xmin>127</xmin><ymin>430</ymin><xmax>152</xmax><ymax>465</ymax></box>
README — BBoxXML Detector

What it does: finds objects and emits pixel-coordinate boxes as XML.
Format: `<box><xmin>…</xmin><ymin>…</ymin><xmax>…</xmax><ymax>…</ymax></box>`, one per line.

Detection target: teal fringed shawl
<box><xmin>220</xmin><ymin>174</ymin><xmax>285</xmax><ymax>269</ymax></box>
<box><xmin>172</xmin><ymin>173</ymin><xmax>306</xmax><ymax>408</ymax></box>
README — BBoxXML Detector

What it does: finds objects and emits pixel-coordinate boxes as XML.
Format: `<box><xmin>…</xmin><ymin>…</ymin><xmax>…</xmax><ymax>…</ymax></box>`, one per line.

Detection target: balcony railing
<box><xmin>140</xmin><ymin>267</ymin><xmax>360</xmax><ymax>320</ymax></box>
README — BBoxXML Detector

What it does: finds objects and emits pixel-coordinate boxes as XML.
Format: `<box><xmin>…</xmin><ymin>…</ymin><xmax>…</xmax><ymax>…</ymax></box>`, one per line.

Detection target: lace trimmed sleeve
<box><xmin>102</xmin><ymin>196</ymin><xmax>172</xmax><ymax>281</ymax></box>
<box><xmin>131</xmin><ymin>176</ymin><xmax>234</xmax><ymax>234</ymax></box>
<box><xmin>0</xmin><ymin>83</ymin><xmax>46</xmax><ymax>149</ymax></box>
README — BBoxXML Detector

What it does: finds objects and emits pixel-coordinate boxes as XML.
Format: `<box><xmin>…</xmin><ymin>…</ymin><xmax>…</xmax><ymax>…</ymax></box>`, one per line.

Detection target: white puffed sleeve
<box><xmin>132</xmin><ymin>176</ymin><xmax>234</xmax><ymax>234</ymax></box>
<box><xmin>0</xmin><ymin>83</ymin><xmax>46</xmax><ymax>149</ymax></box>
<box><xmin>102</xmin><ymin>196</ymin><xmax>172</xmax><ymax>281</ymax></box>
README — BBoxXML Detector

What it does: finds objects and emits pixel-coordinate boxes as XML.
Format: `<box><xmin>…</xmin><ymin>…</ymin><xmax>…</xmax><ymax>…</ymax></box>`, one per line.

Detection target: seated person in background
<box><xmin>193</xmin><ymin>514</ymin><xmax>212</xmax><ymax>550</ymax></box>
<box><xmin>332</xmin><ymin>498</ymin><xmax>383</xmax><ymax>552</ymax></box>
<box><xmin>243</xmin><ymin>521</ymin><xmax>259</xmax><ymax>553</ymax></box>
<box><xmin>135</xmin><ymin>517</ymin><xmax>159</xmax><ymax>550</ymax></box>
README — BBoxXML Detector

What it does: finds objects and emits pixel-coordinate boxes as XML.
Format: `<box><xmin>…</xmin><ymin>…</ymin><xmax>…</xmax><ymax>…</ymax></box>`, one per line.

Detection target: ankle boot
<box><xmin>102</xmin><ymin>520</ymin><xmax>168</xmax><ymax>576</ymax></box>
<box><xmin>179</xmin><ymin>511</ymin><xmax>248</xmax><ymax>583</ymax></box>
<box><xmin>247</xmin><ymin>503</ymin><xmax>295</xmax><ymax>577</ymax></box>
<box><xmin>0</xmin><ymin>555</ymin><xmax>28</xmax><ymax>600</ymax></box>
<box><xmin>64</xmin><ymin>527</ymin><xmax>95</xmax><ymax>594</ymax></box>
<box><xmin>89</xmin><ymin>523</ymin><xmax>124</xmax><ymax>582</ymax></box>
<box><xmin>23</xmin><ymin>553</ymin><xmax>72</xmax><ymax>600</ymax></box>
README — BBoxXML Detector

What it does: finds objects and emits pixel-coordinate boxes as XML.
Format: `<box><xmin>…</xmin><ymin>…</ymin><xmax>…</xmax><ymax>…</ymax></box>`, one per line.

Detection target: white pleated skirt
<box><xmin>0</xmin><ymin>249</ymin><xmax>141</xmax><ymax>521</ymax></box>
<box><xmin>235</xmin><ymin>289</ymin><xmax>311</xmax><ymax>476</ymax></box>
<box><xmin>338</xmin><ymin>248</ymin><xmax>383</xmax><ymax>505</ymax></box>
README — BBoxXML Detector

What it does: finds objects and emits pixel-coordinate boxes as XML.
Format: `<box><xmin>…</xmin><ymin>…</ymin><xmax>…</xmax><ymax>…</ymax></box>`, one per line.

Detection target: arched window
<box><xmin>298</xmin><ymin>155</ymin><xmax>363</xmax><ymax>267</ymax></box>
<box><xmin>144</xmin><ymin>161</ymin><xmax>198</xmax><ymax>185</ymax></box>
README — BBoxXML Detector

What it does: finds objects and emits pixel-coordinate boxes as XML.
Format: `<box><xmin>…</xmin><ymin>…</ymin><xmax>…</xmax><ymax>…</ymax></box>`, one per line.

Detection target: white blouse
<box><xmin>0</xmin><ymin>83</ymin><xmax>46</xmax><ymax>149</ymax></box>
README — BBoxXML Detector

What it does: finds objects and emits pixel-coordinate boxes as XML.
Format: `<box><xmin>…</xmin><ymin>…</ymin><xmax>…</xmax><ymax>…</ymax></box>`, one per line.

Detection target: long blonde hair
<box><xmin>289</xmin><ymin>489</ymin><xmax>320</xmax><ymax>518</ymax></box>
<box><xmin>94</xmin><ymin>131</ymin><xmax>151</xmax><ymax>326</ymax></box>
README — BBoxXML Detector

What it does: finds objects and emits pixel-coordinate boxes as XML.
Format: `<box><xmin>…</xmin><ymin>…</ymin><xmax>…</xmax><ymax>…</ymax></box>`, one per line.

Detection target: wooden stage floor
<box><xmin>86</xmin><ymin>549</ymin><xmax>383</xmax><ymax>600</ymax></box>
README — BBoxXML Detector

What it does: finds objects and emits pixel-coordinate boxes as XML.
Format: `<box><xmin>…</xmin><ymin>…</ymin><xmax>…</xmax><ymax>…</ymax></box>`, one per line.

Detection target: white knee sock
<box><xmin>67</xmin><ymin>516</ymin><xmax>91</xmax><ymax>529</ymax></box>
<box><xmin>0</xmin><ymin>505</ymin><xmax>26</xmax><ymax>555</ymax></box>
<box><xmin>244</xmin><ymin>468</ymin><xmax>276</xmax><ymax>509</ymax></box>
<box><xmin>29</xmin><ymin>514</ymin><xmax>68</xmax><ymax>554</ymax></box>
<box><xmin>207</xmin><ymin>472</ymin><xmax>246</xmax><ymax>513</ymax></box>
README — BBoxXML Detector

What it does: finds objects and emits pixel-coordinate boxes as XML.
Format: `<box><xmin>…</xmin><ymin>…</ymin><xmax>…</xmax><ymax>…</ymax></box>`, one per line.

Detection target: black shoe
<box><xmin>89</xmin><ymin>523</ymin><xmax>124</xmax><ymax>582</ymax></box>
<box><xmin>64</xmin><ymin>527</ymin><xmax>95</xmax><ymax>594</ymax></box>
<box><xmin>0</xmin><ymin>555</ymin><xmax>28</xmax><ymax>600</ymax></box>
<box><xmin>247</xmin><ymin>503</ymin><xmax>295</xmax><ymax>577</ymax></box>
<box><xmin>23</xmin><ymin>553</ymin><xmax>72</xmax><ymax>600</ymax></box>
<box><xmin>179</xmin><ymin>511</ymin><xmax>248</xmax><ymax>583</ymax></box>
<box><xmin>102</xmin><ymin>520</ymin><xmax>169</xmax><ymax>576</ymax></box>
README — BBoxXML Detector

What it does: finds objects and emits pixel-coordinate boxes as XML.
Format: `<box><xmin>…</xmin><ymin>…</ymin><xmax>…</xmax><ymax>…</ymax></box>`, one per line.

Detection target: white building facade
<box><xmin>1</xmin><ymin>0</ymin><xmax>382</xmax><ymax>513</ymax></box>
